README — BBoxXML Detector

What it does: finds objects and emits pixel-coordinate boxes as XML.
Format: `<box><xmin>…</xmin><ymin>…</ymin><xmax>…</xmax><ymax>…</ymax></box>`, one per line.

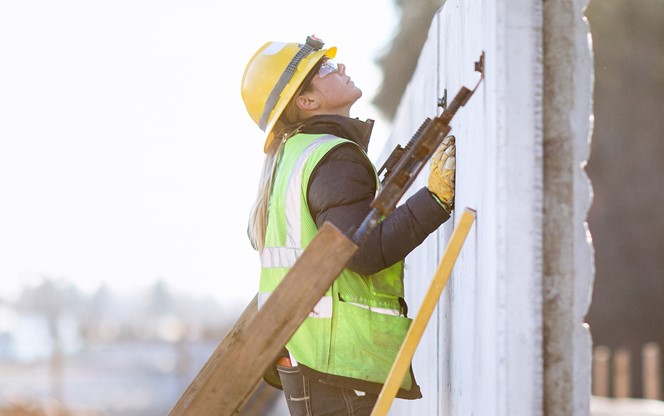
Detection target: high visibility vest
<box><xmin>259</xmin><ymin>133</ymin><xmax>413</xmax><ymax>391</ymax></box>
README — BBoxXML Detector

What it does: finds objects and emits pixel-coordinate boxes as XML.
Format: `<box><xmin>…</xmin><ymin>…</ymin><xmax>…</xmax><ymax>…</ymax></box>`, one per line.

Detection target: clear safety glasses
<box><xmin>318</xmin><ymin>59</ymin><xmax>338</xmax><ymax>78</ymax></box>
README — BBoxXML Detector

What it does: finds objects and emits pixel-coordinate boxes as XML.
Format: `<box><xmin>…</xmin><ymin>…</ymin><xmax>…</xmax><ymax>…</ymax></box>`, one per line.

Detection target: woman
<box><xmin>241</xmin><ymin>35</ymin><xmax>456</xmax><ymax>416</ymax></box>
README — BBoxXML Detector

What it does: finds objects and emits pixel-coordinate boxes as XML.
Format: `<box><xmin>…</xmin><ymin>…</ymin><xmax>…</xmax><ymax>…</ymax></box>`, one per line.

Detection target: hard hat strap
<box><xmin>259</xmin><ymin>41</ymin><xmax>320</xmax><ymax>131</ymax></box>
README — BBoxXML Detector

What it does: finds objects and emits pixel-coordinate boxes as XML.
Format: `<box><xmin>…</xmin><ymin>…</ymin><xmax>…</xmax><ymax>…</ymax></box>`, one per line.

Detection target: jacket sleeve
<box><xmin>307</xmin><ymin>143</ymin><xmax>450</xmax><ymax>275</ymax></box>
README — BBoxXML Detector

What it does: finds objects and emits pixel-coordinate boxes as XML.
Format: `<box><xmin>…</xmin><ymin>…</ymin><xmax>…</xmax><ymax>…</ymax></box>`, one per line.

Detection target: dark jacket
<box><xmin>300</xmin><ymin>114</ymin><xmax>450</xmax><ymax>275</ymax></box>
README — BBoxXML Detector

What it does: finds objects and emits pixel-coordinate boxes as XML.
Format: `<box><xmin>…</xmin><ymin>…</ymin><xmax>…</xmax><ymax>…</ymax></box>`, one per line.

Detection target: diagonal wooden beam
<box><xmin>169</xmin><ymin>221</ymin><xmax>358</xmax><ymax>415</ymax></box>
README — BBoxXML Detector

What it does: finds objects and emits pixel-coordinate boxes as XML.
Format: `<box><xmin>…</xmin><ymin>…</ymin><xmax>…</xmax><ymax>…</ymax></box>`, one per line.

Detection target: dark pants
<box><xmin>277</xmin><ymin>365</ymin><xmax>378</xmax><ymax>416</ymax></box>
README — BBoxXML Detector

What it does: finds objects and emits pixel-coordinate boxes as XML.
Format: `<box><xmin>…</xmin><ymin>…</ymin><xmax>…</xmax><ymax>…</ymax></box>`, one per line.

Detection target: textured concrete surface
<box><xmin>382</xmin><ymin>0</ymin><xmax>593</xmax><ymax>414</ymax></box>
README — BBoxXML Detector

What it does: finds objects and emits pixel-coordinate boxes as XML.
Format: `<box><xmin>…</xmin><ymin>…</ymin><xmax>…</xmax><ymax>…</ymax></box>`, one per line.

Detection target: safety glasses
<box><xmin>318</xmin><ymin>59</ymin><xmax>338</xmax><ymax>78</ymax></box>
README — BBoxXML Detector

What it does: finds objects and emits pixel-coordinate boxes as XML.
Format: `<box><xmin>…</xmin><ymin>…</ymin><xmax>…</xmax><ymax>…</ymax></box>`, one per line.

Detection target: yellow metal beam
<box><xmin>371</xmin><ymin>208</ymin><xmax>476</xmax><ymax>416</ymax></box>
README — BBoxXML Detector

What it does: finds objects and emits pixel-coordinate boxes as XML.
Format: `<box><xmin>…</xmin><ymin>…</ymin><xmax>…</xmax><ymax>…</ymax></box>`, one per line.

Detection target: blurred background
<box><xmin>0</xmin><ymin>0</ymin><xmax>662</xmax><ymax>414</ymax></box>
<box><xmin>0</xmin><ymin>0</ymin><xmax>398</xmax><ymax>414</ymax></box>
<box><xmin>584</xmin><ymin>0</ymin><xmax>664</xmax><ymax>402</ymax></box>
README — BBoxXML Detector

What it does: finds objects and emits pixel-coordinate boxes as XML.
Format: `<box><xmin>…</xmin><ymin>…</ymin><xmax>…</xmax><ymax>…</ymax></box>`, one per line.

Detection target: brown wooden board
<box><xmin>169</xmin><ymin>221</ymin><xmax>358</xmax><ymax>415</ymax></box>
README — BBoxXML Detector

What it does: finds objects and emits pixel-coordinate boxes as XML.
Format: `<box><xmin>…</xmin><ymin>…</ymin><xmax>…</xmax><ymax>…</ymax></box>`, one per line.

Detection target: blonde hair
<box><xmin>247</xmin><ymin>60</ymin><xmax>322</xmax><ymax>253</ymax></box>
<box><xmin>248</xmin><ymin>136</ymin><xmax>283</xmax><ymax>253</ymax></box>
<box><xmin>248</xmin><ymin>125</ymin><xmax>305</xmax><ymax>252</ymax></box>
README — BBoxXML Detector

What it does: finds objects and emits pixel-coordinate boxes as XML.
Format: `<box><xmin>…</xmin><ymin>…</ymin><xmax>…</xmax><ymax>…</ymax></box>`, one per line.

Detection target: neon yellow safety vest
<box><xmin>259</xmin><ymin>133</ymin><xmax>414</xmax><ymax>391</ymax></box>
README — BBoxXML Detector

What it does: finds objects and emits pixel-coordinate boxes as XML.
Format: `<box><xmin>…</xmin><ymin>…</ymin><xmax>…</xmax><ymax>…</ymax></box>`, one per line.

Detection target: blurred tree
<box><xmin>14</xmin><ymin>277</ymin><xmax>75</xmax><ymax>405</ymax></box>
<box><xmin>79</xmin><ymin>283</ymin><xmax>115</xmax><ymax>342</ymax></box>
<box><xmin>372</xmin><ymin>0</ymin><xmax>445</xmax><ymax>120</ymax></box>
<box><xmin>147</xmin><ymin>277</ymin><xmax>176</xmax><ymax>316</ymax></box>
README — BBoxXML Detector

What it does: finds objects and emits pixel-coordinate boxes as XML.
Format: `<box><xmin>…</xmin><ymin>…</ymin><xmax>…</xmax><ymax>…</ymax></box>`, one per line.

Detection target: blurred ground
<box><xmin>591</xmin><ymin>397</ymin><xmax>664</xmax><ymax>416</ymax></box>
<box><xmin>0</xmin><ymin>340</ymin><xmax>286</xmax><ymax>415</ymax></box>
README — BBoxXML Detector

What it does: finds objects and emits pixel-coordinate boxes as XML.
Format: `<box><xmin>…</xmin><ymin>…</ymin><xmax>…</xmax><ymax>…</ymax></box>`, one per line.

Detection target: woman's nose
<box><xmin>338</xmin><ymin>63</ymin><xmax>346</xmax><ymax>74</ymax></box>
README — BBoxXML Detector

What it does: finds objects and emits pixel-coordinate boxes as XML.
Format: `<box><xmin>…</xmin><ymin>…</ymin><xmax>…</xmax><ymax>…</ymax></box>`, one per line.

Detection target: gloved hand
<box><xmin>427</xmin><ymin>135</ymin><xmax>456</xmax><ymax>213</ymax></box>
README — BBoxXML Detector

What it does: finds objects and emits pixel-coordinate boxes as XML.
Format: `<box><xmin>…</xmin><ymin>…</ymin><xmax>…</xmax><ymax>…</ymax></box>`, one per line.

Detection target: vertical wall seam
<box><xmin>541</xmin><ymin>0</ymin><xmax>593</xmax><ymax>414</ymax></box>
<box><xmin>494</xmin><ymin>0</ymin><xmax>508</xmax><ymax>413</ymax></box>
<box><xmin>533</xmin><ymin>0</ymin><xmax>546</xmax><ymax>414</ymax></box>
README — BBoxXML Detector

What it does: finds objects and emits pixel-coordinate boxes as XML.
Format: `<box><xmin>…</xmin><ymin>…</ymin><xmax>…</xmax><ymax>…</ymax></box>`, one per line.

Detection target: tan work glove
<box><xmin>427</xmin><ymin>135</ymin><xmax>456</xmax><ymax>213</ymax></box>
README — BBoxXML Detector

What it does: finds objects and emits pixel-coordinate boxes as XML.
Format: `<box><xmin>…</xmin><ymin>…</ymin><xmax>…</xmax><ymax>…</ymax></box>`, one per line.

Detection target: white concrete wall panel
<box><xmin>384</xmin><ymin>0</ymin><xmax>545</xmax><ymax>411</ymax></box>
<box><xmin>386</xmin><ymin>26</ymin><xmax>443</xmax><ymax>416</ymax></box>
<box><xmin>381</xmin><ymin>0</ymin><xmax>593</xmax><ymax>416</ymax></box>
<box><xmin>381</xmin><ymin>0</ymin><xmax>593</xmax><ymax>414</ymax></box>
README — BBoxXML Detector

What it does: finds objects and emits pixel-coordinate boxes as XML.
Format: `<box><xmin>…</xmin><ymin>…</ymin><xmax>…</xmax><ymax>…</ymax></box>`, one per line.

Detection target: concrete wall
<box><xmin>382</xmin><ymin>0</ymin><xmax>593</xmax><ymax>414</ymax></box>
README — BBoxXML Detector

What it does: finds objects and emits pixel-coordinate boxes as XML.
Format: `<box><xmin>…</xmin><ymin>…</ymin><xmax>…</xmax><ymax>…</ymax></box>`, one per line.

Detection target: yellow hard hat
<box><xmin>241</xmin><ymin>35</ymin><xmax>337</xmax><ymax>152</ymax></box>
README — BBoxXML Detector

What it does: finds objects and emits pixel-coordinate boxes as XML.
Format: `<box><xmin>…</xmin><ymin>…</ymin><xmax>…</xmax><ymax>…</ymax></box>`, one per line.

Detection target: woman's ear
<box><xmin>295</xmin><ymin>93</ymin><xmax>320</xmax><ymax>111</ymax></box>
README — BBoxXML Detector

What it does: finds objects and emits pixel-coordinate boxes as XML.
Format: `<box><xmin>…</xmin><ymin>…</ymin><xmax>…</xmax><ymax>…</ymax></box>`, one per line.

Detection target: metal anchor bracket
<box><xmin>438</xmin><ymin>51</ymin><xmax>485</xmax><ymax>110</ymax></box>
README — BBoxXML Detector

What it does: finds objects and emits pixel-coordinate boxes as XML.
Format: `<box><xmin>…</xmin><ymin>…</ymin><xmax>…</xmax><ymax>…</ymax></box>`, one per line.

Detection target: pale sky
<box><xmin>0</xmin><ymin>1</ymin><xmax>399</xmax><ymax>307</ymax></box>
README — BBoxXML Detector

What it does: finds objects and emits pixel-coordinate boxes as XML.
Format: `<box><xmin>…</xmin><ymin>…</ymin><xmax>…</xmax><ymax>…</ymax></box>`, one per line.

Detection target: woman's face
<box><xmin>306</xmin><ymin>60</ymin><xmax>362</xmax><ymax>116</ymax></box>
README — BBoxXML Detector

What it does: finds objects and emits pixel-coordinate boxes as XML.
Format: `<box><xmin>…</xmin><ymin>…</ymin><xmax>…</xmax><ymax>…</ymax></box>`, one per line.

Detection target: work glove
<box><xmin>427</xmin><ymin>135</ymin><xmax>456</xmax><ymax>214</ymax></box>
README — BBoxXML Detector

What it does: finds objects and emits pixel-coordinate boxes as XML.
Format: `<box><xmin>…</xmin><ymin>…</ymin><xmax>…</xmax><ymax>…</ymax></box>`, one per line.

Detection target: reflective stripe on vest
<box><xmin>258</xmin><ymin>292</ymin><xmax>333</xmax><ymax>318</ymax></box>
<box><xmin>261</xmin><ymin>246</ymin><xmax>303</xmax><ymax>268</ymax></box>
<box><xmin>257</xmin><ymin>292</ymin><xmax>402</xmax><ymax>318</ymax></box>
<box><xmin>284</xmin><ymin>135</ymin><xmax>336</xmax><ymax>249</ymax></box>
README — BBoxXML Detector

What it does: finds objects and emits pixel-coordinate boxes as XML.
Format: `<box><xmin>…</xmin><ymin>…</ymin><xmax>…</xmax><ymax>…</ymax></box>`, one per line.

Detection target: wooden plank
<box><xmin>643</xmin><ymin>342</ymin><xmax>661</xmax><ymax>400</ymax></box>
<box><xmin>172</xmin><ymin>294</ymin><xmax>259</xmax><ymax>413</ymax></box>
<box><xmin>613</xmin><ymin>347</ymin><xmax>631</xmax><ymax>398</ymax></box>
<box><xmin>371</xmin><ymin>208</ymin><xmax>476</xmax><ymax>416</ymax></box>
<box><xmin>169</xmin><ymin>221</ymin><xmax>358</xmax><ymax>415</ymax></box>
<box><xmin>592</xmin><ymin>345</ymin><xmax>610</xmax><ymax>397</ymax></box>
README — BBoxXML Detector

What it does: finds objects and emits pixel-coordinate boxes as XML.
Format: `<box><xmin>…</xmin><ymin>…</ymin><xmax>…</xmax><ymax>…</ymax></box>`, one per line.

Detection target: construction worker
<box><xmin>242</xmin><ymin>35</ymin><xmax>456</xmax><ymax>415</ymax></box>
